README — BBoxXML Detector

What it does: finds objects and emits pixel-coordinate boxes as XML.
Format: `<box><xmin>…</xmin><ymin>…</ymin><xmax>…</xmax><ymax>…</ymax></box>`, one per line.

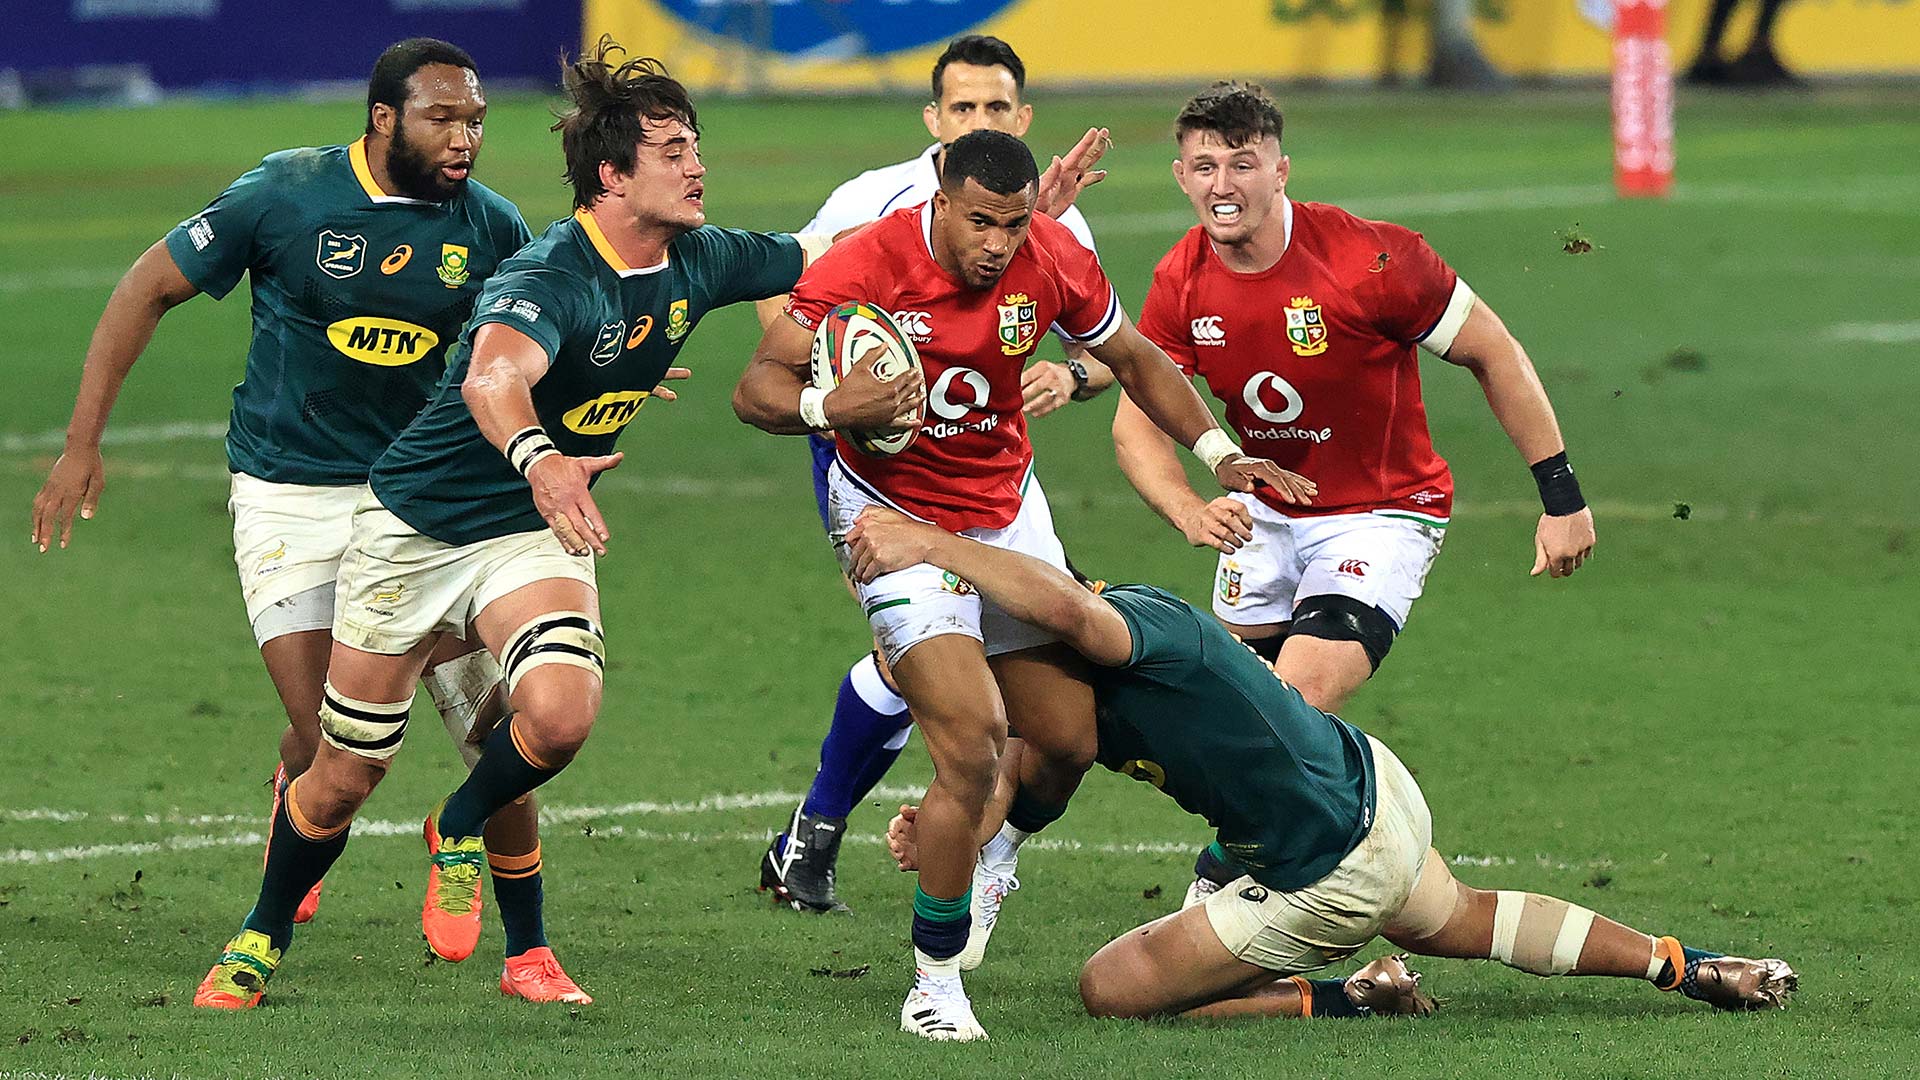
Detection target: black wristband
<box><xmin>1529</xmin><ymin>451</ymin><xmax>1586</xmax><ymax>516</ymax></box>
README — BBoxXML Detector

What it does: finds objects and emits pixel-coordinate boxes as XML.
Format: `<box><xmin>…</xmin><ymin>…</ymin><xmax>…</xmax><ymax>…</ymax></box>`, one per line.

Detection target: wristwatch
<box><xmin>1064</xmin><ymin>356</ymin><xmax>1100</xmax><ymax>401</ymax></box>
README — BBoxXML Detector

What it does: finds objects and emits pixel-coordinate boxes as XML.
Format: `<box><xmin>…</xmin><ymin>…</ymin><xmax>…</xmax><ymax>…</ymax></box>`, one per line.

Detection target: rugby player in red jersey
<box><xmin>733</xmin><ymin>129</ymin><xmax>1313</xmax><ymax>1041</ymax></box>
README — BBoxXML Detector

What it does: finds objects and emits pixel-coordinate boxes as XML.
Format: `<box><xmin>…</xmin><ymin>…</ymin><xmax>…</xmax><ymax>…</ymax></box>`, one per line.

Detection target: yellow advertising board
<box><xmin>586</xmin><ymin>0</ymin><xmax>1920</xmax><ymax>90</ymax></box>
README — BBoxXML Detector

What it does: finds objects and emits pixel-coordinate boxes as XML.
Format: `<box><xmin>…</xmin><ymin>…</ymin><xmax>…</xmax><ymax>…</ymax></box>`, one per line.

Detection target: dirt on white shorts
<box><xmin>229</xmin><ymin>472</ymin><xmax>365</xmax><ymax>646</ymax></box>
<box><xmin>1202</xmin><ymin>735</ymin><xmax>1433</xmax><ymax>974</ymax></box>
<box><xmin>1212</xmin><ymin>498</ymin><xmax>1446</xmax><ymax>630</ymax></box>
<box><xmin>332</xmin><ymin>493</ymin><xmax>596</xmax><ymax>656</ymax></box>
<box><xmin>827</xmin><ymin>459</ymin><xmax>1067</xmax><ymax>666</ymax></box>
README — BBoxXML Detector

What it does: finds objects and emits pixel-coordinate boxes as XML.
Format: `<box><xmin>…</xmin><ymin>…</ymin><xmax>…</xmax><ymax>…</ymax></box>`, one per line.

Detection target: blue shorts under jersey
<box><xmin>808</xmin><ymin>432</ymin><xmax>837</xmax><ymax>532</ymax></box>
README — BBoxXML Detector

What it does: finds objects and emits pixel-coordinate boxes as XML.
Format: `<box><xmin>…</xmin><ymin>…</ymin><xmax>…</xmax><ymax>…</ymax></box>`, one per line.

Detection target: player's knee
<box><xmin>1078</xmin><ymin>956</ymin><xmax>1151</xmax><ymax>1019</ymax></box>
<box><xmin>511</xmin><ymin>687</ymin><xmax>596</xmax><ymax>767</ymax></box>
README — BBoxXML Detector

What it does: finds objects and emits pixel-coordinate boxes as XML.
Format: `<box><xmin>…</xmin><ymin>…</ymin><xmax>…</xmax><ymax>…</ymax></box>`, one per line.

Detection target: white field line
<box><xmin>1827</xmin><ymin>320</ymin><xmax>1920</xmax><ymax>344</ymax></box>
<box><xmin>1</xmin><ymin>782</ymin><xmax>1619</xmax><ymax>874</ymax></box>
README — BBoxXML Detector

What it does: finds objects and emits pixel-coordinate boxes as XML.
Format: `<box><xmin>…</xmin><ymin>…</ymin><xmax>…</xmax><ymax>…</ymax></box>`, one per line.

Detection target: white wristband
<box><xmin>798</xmin><ymin>386</ymin><xmax>831</xmax><ymax>431</ymax></box>
<box><xmin>505</xmin><ymin>425</ymin><xmax>559</xmax><ymax>477</ymax></box>
<box><xmin>1191</xmin><ymin>428</ymin><xmax>1241</xmax><ymax>473</ymax></box>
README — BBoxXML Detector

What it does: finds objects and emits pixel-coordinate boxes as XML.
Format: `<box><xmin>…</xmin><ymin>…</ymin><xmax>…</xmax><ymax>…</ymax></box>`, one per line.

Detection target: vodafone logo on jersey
<box><xmin>1191</xmin><ymin>315</ymin><xmax>1226</xmax><ymax>346</ymax></box>
<box><xmin>893</xmin><ymin>310</ymin><xmax>933</xmax><ymax>342</ymax></box>
<box><xmin>1241</xmin><ymin>372</ymin><xmax>1303</xmax><ymax>423</ymax></box>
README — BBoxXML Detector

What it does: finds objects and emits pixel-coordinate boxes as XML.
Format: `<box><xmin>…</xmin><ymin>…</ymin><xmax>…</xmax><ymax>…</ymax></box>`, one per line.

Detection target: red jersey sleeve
<box><xmin>1036</xmin><ymin>216</ymin><xmax>1123</xmax><ymax>349</ymax></box>
<box><xmin>1362</xmin><ymin>221</ymin><xmax>1460</xmax><ymax>345</ymax></box>
<box><xmin>1137</xmin><ymin>254</ymin><xmax>1198</xmax><ymax>377</ymax></box>
<box><xmin>783</xmin><ymin>233</ymin><xmax>875</xmax><ymax>332</ymax></box>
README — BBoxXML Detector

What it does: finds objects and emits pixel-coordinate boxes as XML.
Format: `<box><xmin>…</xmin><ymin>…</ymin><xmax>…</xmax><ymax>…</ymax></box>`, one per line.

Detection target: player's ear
<box><xmin>1012</xmin><ymin>103</ymin><xmax>1033</xmax><ymax>136</ymax></box>
<box><xmin>369</xmin><ymin>102</ymin><xmax>397</xmax><ymax>139</ymax></box>
<box><xmin>1171</xmin><ymin>158</ymin><xmax>1185</xmax><ymax>185</ymax></box>
<box><xmin>1276</xmin><ymin>153</ymin><xmax>1290</xmax><ymax>191</ymax></box>
<box><xmin>923</xmin><ymin>102</ymin><xmax>941</xmax><ymax>141</ymax></box>
<box><xmin>597</xmin><ymin>159</ymin><xmax>627</xmax><ymax>199</ymax></box>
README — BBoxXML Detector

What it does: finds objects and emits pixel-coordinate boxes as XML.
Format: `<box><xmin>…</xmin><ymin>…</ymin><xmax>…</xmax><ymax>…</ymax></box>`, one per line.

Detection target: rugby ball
<box><xmin>808</xmin><ymin>301</ymin><xmax>924</xmax><ymax>457</ymax></box>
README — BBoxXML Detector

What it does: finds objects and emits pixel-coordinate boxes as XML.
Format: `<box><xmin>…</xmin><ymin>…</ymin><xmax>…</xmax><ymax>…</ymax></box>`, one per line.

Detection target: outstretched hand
<box><xmin>1035</xmin><ymin>127</ymin><xmax>1111</xmax><ymax>221</ymax></box>
<box><xmin>527</xmin><ymin>451</ymin><xmax>624</xmax><ymax>557</ymax></box>
<box><xmin>843</xmin><ymin>506</ymin><xmax>939</xmax><ymax>584</ymax></box>
<box><xmin>649</xmin><ymin>366</ymin><xmax>692</xmax><ymax>403</ymax></box>
<box><xmin>30</xmin><ymin>448</ymin><xmax>105</xmax><ymax>552</ymax></box>
<box><xmin>1213</xmin><ymin>455</ymin><xmax>1316</xmax><ymax>507</ymax></box>
<box><xmin>1531</xmin><ymin>508</ymin><xmax>1595</xmax><ymax>578</ymax></box>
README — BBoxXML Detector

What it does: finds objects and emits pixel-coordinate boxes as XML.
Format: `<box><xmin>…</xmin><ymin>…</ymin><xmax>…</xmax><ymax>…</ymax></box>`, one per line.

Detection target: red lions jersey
<box><xmin>1138</xmin><ymin>200</ymin><xmax>1472</xmax><ymax>523</ymax></box>
<box><xmin>787</xmin><ymin>204</ymin><xmax>1121</xmax><ymax>531</ymax></box>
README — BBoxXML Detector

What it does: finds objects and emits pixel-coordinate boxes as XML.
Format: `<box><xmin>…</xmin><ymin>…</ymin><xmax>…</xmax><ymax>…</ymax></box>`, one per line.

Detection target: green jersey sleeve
<box><xmin>687</xmin><ymin>227</ymin><xmax>805</xmax><ymax>307</ymax></box>
<box><xmin>1100</xmin><ymin>585</ymin><xmax>1208</xmax><ymax>674</ymax></box>
<box><xmin>164</xmin><ymin>158</ymin><xmax>278</xmax><ymax>300</ymax></box>
<box><xmin>468</xmin><ymin>265</ymin><xmax>588</xmax><ymax>363</ymax></box>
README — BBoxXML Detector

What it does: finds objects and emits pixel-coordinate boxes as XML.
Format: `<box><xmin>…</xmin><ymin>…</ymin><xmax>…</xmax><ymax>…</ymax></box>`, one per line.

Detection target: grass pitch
<box><xmin>1</xmin><ymin>86</ymin><xmax>1916</xmax><ymax>1079</ymax></box>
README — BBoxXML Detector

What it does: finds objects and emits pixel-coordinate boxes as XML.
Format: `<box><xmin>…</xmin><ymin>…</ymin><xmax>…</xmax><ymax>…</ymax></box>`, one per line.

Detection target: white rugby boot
<box><xmin>899</xmin><ymin>971</ymin><xmax>988</xmax><ymax>1042</ymax></box>
<box><xmin>957</xmin><ymin>856</ymin><xmax>1018</xmax><ymax>971</ymax></box>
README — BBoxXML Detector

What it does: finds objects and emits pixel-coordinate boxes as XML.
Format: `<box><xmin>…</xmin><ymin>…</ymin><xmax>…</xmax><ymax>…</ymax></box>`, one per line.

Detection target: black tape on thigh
<box><xmin>1287</xmin><ymin>594</ymin><xmax>1397</xmax><ymax>672</ymax></box>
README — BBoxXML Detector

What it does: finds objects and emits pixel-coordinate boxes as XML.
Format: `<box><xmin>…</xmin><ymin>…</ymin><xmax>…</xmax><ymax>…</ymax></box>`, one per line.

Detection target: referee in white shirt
<box><xmin>759</xmin><ymin>35</ymin><xmax>1116</xmax><ymax>915</ymax></box>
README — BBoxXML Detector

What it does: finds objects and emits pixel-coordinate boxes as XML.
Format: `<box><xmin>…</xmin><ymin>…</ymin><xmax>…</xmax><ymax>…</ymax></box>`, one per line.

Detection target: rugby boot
<box><xmin>1653</xmin><ymin>936</ymin><xmax>1798</xmax><ymax>1011</ymax></box>
<box><xmin>900</xmin><ymin>971</ymin><xmax>988</xmax><ymax>1042</ymax></box>
<box><xmin>759</xmin><ymin>806</ymin><xmax>849</xmax><ymax>913</ymax></box>
<box><xmin>957</xmin><ymin>856</ymin><xmax>1018</xmax><ymax>971</ymax></box>
<box><xmin>422</xmin><ymin>806</ymin><xmax>487</xmax><ymax>962</ymax></box>
<box><xmin>265</xmin><ymin>764</ymin><xmax>324</xmax><ymax>924</ymax></box>
<box><xmin>501</xmin><ymin>946</ymin><xmax>594</xmax><ymax>1004</ymax></box>
<box><xmin>1181</xmin><ymin>843</ymin><xmax>1242</xmax><ymax>910</ymax></box>
<box><xmin>1343</xmin><ymin>954</ymin><xmax>1437</xmax><ymax>1017</ymax></box>
<box><xmin>193</xmin><ymin>929</ymin><xmax>281</xmax><ymax>1009</ymax></box>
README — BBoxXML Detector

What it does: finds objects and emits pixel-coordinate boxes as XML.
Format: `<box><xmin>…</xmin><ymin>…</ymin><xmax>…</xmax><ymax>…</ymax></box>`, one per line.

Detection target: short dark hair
<box><xmin>366</xmin><ymin>38</ymin><xmax>477</xmax><ymax>135</ymax></box>
<box><xmin>1175</xmin><ymin>80</ymin><xmax>1284</xmax><ymax>149</ymax></box>
<box><xmin>940</xmin><ymin>129</ymin><xmax>1038</xmax><ymax>197</ymax></box>
<box><xmin>551</xmin><ymin>35</ymin><xmax>700</xmax><ymax>210</ymax></box>
<box><xmin>931</xmin><ymin>35</ymin><xmax>1025</xmax><ymax>100</ymax></box>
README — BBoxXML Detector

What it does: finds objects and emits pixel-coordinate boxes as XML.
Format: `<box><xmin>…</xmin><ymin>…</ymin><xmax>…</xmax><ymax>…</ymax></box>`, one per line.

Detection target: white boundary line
<box><xmin>0</xmin><ymin>783</ymin><xmax>1621</xmax><ymax>873</ymax></box>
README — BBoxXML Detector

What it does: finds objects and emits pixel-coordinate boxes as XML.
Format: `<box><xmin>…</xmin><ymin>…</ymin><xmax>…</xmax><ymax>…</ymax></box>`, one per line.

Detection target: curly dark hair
<box><xmin>552</xmin><ymin>35</ymin><xmax>700</xmax><ymax>209</ymax></box>
<box><xmin>365</xmin><ymin>38</ymin><xmax>476</xmax><ymax>135</ymax></box>
<box><xmin>1174</xmin><ymin>81</ymin><xmax>1283</xmax><ymax>149</ymax></box>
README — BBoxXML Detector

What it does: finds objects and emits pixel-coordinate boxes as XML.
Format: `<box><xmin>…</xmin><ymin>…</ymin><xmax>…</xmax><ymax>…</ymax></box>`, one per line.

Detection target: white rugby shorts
<box><xmin>1212</xmin><ymin>497</ymin><xmax>1445</xmax><ymax>630</ymax></box>
<box><xmin>332</xmin><ymin>493</ymin><xmax>596</xmax><ymax>656</ymax></box>
<box><xmin>1203</xmin><ymin>735</ymin><xmax>1432</xmax><ymax>973</ymax></box>
<box><xmin>828</xmin><ymin>459</ymin><xmax>1066</xmax><ymax>666</ymax></box>
<box><xmin>229</xmin><ymin>473</ymin><xmax>364</xmax><ymax>646</ymax></box>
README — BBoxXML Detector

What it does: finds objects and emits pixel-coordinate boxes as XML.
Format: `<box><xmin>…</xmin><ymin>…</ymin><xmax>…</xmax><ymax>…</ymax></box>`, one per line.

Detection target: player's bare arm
<box><xmin>1111</xmin><ymin>391</ymin><xmax>1254</xmax><ymax>554</ymax></box>
<box><xmin>1088</xmin><ymin>317</ymin><xmax>1316</xmax><ymax>506</ymax></box>
<box><xmin>461</xmin><ymin>322</ymin><xmax>622</xmax><ymax>557</ymax></box>
<box><xmin>845</xmin><ymin>506</ymin><xmax>1134</xmax><ymax>666</ymax></box>
<box><xmin>1021</xmin><ymin>347</ymin><xmax>1115</xmax><ymax>418</ymax></box>
<box><xmin>31</xmin><ymin>240</ymin><xmax>200</xmax><ymax>551</ymax></box>
<box><xmin>1440</xmin><ymin>297</ymin><xmax>1596</xmax><ymax>578</ymax></box>
<box><xmin>732</xmin><ymin>313</ymin><xmax>926</xmax><ymax>435</ymax></box>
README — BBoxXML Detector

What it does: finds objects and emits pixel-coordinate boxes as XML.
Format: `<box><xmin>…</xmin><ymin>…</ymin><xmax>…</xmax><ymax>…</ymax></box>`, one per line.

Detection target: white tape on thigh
<box><xmin>422</xmin><ymin>650</ymin><xmax>506</xmax><ymax>767</ymax></box>
<box><xmin>502</xmin><ymin>610</ymin><xmax>605</xmax><ymax>696</ymax></box>
<box><xmin>318</xmin><ymin>681</ymin><xmax>412</xmax><ymax>761</ymax></box>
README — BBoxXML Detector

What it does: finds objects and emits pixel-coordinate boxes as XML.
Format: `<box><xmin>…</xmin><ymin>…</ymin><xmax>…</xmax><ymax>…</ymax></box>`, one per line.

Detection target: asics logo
<box><xmin>894</xmin><ymin>309</ymin><xmax>933</xmax><ymax>339</ymax></box>
<box><xmin>1242</xmin><ymin>372</ymin><xmax>1304</xmax><ymax>423</ymax></box>
<box><xmin>1191</xmin><ymin>315</ymin><xmax>1226</xmax><ymax>345</ymax></box>
<box><xmin>929</xmin><ymin>366</ymin><xmax>990</xmax><ymax>421</ymax></box>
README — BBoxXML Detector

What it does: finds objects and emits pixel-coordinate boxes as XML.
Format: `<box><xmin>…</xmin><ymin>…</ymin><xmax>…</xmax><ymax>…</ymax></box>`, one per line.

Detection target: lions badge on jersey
<box><xmin>997</xmin><ymin>292</ymin><xmax>1038</xmax><ymax>356</ymax></box>
<box><xmin>1217</xmin><ymin>559</ymin><xmax>1243</xmax><ymax>606</ymax></box>
<box><xmin>1285</xmin><ymin>296</ymin><xmax>1328</xmax><ymax>357</ymax></box>
<box><xmin>316</xmin><ymin>230</ymin><xmax>367</xmax><ymax>279</ymax></box>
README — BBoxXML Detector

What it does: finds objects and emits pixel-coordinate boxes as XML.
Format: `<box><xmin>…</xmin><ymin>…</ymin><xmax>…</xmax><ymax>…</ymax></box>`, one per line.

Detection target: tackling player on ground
<box><xmin>187</xmin><ymin>39</ymin><xmax>830</xmax><ymax>1009</ymax></box>
<box><xmin>758</xmin><ymin>33</ymin><xmax>1119</xmax><ymax>917</ymax></box>
<box><xmin>854</xmin><ymin>508</ymin><xmax>1795</xmax><ymax>1021</ymax></box>
<box><xmin>734</xmin><ymin>129</ymin><xmax>1314</xmax><ymax>1041</ymax></box>
<box><xmin>26</xmin><ymin>39</ymin><xmax>585</xmax><ymax>1004</ymax></box>
<box><xmin>1116</xmin><ymin>82</ymin><xmax>1597</xmax><ymax>904</ymax></box>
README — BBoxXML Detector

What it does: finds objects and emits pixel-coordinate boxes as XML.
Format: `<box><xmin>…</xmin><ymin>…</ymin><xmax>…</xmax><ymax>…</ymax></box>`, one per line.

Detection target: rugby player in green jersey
<box><xmin>24</xmin><ymin>39</ymin><xmax>589</xmax><ymax>1005</ymax></box>
<box><xmin>851</xmin><ymin>507</ymin><xmax>1797</xmax><ymax>1023</ymax></box>
<box><xmin>189</xmin><ymin>38</ymin><xmax>873</xmax><ymax>1008</ymax></box>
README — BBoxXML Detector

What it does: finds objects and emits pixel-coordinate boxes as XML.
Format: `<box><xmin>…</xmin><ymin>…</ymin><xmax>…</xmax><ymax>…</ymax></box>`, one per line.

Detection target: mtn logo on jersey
<box><xmin>1191</xmin><ymin>315</ymin><xmax>1226</xmax><ymax>346</ymax></box>
<box><xmin>894</xmin><ymin>310</ymin><xmax>933</xmax><ymax>342</ymax></box>
<box><xmin>316</xmin><ymin>230</ymin><xmax>366</xmax><ymax>279</ymax></box>
<box><xmin>562</xmin><ymin>390</ymin><xmax>649</xmax><ymax>435</ymax></box>
<box><xmin>997</xmin><ymin>292</ymin><xmax>1038</xmax><ymax>356</ymax></box>
<box><xmin>437</xmin><ymin>244</ymin><xmax>470</xmax><ymax>288</ymax></box>
<box><xmin>1120</xmin><ymin>758</ymin><xmax>1167</xmax><ymax>789</ymax></box>
<box><xmin>327</xmin><ymin>317</ymin><xmax>440</xmax><ymax>366</ymax></box>
<box><xmin>1285</xmin><ymin>296</ymin><xmax>1328</xmax><ymax>356</ymax></box>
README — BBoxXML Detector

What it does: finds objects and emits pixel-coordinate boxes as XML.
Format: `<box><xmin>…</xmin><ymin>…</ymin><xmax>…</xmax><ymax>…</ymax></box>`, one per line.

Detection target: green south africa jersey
<box><xmin>1090</xmin><ymin>585</ymin><xmax>1378</xmax><ymax>892</ymax></box>
<box><xmin>369</xmin><ymin>209</ymin><xmax>804</xmax><ymax>546</ymax></box>
<box><xmin>163</xmin><ymin>138</ymin><xmax>530</xmax><ymax>486</ymax></box>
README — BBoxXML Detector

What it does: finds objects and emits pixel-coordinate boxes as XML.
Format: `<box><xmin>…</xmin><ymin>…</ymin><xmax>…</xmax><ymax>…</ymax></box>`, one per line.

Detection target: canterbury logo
<box><xmin>1337</xmin><ymin>559</ymin><xmax>1369</xmax><ymax>577</ymax></box>
<box><xmin>1191</xmin><ymin>315</ymin><xmax>1226</xmax><ymax>344</ymax></box>
<box><xmin>894</xmin><ymin>310</ymin><xmax>933</xmax><ymax>338</ymax></box>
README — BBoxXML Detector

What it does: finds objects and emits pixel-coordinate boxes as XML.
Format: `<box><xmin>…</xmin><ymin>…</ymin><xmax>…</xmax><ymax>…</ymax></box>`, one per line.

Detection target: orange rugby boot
<box><xmin>422</xmin><ymin>807</ymin><xmax>486</xmax><ymax>962</ymax></box>
<box><xmin>501</xmin><ymin>947</ymin><xmax>594</xmax><ymax>1004</ymax></box>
